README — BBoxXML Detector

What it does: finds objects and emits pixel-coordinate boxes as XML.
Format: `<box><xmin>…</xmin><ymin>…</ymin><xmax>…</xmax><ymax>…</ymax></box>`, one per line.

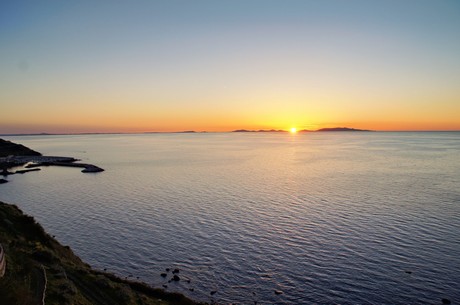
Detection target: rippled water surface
<box><xmin>1</xmin><ymin>132</ymin><xmax>460</xmax><ymax>304</ymax></box>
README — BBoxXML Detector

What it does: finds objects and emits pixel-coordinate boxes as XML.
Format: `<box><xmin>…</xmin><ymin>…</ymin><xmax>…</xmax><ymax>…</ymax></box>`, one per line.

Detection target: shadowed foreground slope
<box><xmin>0</xmin><ymin>201</ymin><xmax>200</xmax><ymax>305</ymax></box>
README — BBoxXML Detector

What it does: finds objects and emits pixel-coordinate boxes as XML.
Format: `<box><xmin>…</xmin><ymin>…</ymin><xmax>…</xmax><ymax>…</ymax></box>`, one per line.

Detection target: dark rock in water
<box><xmin>405</xmin><ymin>270</ymin><xmax>412</xmax><ymax>274</ymax></box>
<box><xmin>189</xmin><ymin>288</ymin><xmax>194</xmax><ymax>292</ymax></box>
<box><xmin>15</xmin><ymin>168</ymin><xmax>41</xmax><ymax>174</ymax></box>
<box><xmin>186</xmin><ymin>279</ymin><xmax>191</xmax><ymax>283</ymax></box>
<box><xmin>442</xmin><ymin>298</ymin><xmax>451</xmax><ymax>304</ymax></box>
<box><xmin>0</xmin><ymin>179</ymin><xmax>8</xmax><ymax>184</ymax></box>
<box><xmin>162</xmin><ymin>284</ymin><xmax>168</xmax><ymax>289</ymax></box>
<box><xmin>274</xmin><ymin>290</ymin><xmax>283</xmax><ymax>295</ymax></box>
<box><xmin>165</xmin><ymin>268</ymin><xmax>170</xmax><ymax>272</ymax></box>
<box><xmin>160</xmin><ymin>273</ymin><xmax>167</xmax><ymax>277</ymax></box>
<box><xmin>172</xmin><ymin>268</ymin><xmax>180</xmax><ymax>274</ymax></box>
<box><xmin>172</xmin><ymin>275</ymin><xmax>180</xmax><ymax>281</ymax></box>
<box><xmin>210</xmin><ymin>290</ymin><xmax>217</xmax><ymax>295</ymax></box>
<box><xmin>81</xmin><ymin>165</ymin><xmax>104</xmax><ymax>173</ymax></box>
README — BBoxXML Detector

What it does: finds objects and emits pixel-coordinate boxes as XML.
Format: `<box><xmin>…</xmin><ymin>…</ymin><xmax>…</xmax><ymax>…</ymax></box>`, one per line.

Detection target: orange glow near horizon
<box><xmin>1</xmin><ymin>70</ymin><xmax>460</xmax><ymax>134</ymax></box>
<box><xmin>2</xmin><ymin>115</ymin><xmax>460</xmax><ymax>134</ymax></box>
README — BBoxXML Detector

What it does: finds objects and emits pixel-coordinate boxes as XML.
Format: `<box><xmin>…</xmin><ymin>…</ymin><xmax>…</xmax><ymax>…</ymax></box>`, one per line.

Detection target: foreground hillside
<box><xmin>0</xmin><ymin>201</ymin><xmax>199</xmax><ymax>305</ymax></box>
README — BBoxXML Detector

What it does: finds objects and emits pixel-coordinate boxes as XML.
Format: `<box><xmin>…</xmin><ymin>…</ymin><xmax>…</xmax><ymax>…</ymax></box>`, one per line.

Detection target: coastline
<box><xmin>1</xmin><ymin>138</ymin><xmax>104</xmax><ymax>181</ymax></box>
<box><xmin>0</xmin><ymin>201</ymin><xmax>201</xmax><ymax>305</ymax></box>
<box><xmin>1</xmin><ymin>138</ymin><xmax>203</xmax><ymax>304</ymax></box>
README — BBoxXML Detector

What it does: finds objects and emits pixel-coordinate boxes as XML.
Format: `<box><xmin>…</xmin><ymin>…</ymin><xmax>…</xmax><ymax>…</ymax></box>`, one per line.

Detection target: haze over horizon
<box><xmin>1</xmin><ymin>0</ymin><xmax>460</xmax><ymax>134</ymax></box>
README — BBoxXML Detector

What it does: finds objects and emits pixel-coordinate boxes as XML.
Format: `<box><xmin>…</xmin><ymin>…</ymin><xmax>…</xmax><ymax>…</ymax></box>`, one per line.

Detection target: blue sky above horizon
<box><xmin>1</xmin><ymin>0</ymin><xmax>460</xmax><ymax>133</ymax></box>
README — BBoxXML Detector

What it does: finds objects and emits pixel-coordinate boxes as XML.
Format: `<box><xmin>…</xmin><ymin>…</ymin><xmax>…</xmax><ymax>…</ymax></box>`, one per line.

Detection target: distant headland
<box><xmin>0</xmin><ymin>139</ymin><xmax>104</xmax><ymax>182</ymax></box>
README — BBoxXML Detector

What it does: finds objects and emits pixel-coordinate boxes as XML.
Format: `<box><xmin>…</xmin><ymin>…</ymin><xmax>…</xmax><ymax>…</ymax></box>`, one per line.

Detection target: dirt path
<box><xmin>30</xmin><ymin>266</ymin><xmax>47</xmax><ymax>305</ymax></box>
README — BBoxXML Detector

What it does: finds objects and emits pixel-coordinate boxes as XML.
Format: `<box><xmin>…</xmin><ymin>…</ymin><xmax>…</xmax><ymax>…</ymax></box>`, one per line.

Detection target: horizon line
<box><xmin>2</xmin><ymin>130</ymin><xmax>460</xmax><ymax>136</ymax></box>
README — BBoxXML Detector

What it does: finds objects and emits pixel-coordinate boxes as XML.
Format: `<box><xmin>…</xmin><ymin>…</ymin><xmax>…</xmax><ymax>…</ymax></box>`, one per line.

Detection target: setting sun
<box><xmin>290</xmin><ymin>127</ymin><xmax>297</xmax><ymax>133</ymax></box>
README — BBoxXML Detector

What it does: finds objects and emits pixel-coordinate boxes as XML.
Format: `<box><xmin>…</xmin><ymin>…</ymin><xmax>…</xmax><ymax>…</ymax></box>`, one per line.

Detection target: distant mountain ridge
<box><xmin>316</xmin><ymin>127</ymin><xmax>372</xmax><ymax>132</ymax></box>
<box><xmin>233</xmin><ymin>129</ymin><xmax>286</xmax><ymax>132</ymax></box>
<box><xmin>233</xmin><ymin>127</ymin><xmax>372</xmax><ymax>133</ymax></box>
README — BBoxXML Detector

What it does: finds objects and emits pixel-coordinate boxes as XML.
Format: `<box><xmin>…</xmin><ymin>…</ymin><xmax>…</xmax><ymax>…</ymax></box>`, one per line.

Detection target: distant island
<box><xmin>143</xmin><ymin>131</ymin><xmax>210</xmax><ymax>134</ymax></box>
<box><xmin>316</xmin><ymin>127</ymin><xmax>372</xmax><ymax>132</ymax></box>
<box><xmin>233</xmin><ymin>129</ymin><xmax>287</xmax><ymax>133</ymax></box>
<box><xmin>233</xmin><ymin>127</ymin><xmax>372</xmax><ymax>132</ymax></box>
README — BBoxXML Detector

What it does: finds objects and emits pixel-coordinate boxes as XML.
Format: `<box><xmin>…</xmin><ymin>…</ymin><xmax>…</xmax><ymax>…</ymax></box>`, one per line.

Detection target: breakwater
<box><xmin>1</xmin><ymin>156</ymin><xmax>104</xmax><ymax>173</ymax></box>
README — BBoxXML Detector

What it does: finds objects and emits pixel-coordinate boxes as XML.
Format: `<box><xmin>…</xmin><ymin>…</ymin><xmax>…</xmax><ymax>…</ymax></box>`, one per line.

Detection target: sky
<box><xmin>1</xmin><ymin>0</ymin><xmax>460</xmax><ymax>133</ymax></box>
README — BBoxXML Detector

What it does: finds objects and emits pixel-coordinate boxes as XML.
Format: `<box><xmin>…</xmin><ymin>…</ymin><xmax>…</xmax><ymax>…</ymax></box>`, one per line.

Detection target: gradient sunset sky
<box><xmin>1</xmin><ymin>0</ymin><xmax>460</xmax><ymax>133</ymax></box>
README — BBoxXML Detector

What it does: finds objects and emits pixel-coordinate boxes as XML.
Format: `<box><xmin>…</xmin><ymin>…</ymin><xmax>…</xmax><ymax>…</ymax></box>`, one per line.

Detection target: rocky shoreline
<box><xmin>0</xmin><ymin>138</ymin><xmax>203</xmax><ymax>304</ymax></box>
<box><xmin>0</xmin><ymin>201</ymin><xmax>201</xmax><ymax>305</ymax></box>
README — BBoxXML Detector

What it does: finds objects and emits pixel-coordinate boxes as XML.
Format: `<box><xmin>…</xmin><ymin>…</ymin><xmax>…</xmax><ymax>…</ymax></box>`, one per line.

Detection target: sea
<box><xmin>1</xmin><ymin>132</ymin><xmax>459</xmax><ymax>304</ymax></box>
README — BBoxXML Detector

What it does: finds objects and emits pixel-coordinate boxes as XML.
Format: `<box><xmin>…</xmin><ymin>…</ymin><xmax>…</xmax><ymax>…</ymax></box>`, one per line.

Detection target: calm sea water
<box><xmin>1</xmin><ymin>132</ymin><xmax>459</xmax><ymax>304</ymax></box>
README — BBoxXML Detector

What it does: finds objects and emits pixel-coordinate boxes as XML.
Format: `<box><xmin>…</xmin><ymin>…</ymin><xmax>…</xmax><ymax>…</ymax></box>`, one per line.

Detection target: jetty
<box><xmin>37</xmin><ymin>160</ymin><xmax>104</xmax><ymax>173</ymax></box>
<box><xmin>1</xmin><ymin>156</ymin><xmax>104</xmax><ymax>173</ymax></box>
